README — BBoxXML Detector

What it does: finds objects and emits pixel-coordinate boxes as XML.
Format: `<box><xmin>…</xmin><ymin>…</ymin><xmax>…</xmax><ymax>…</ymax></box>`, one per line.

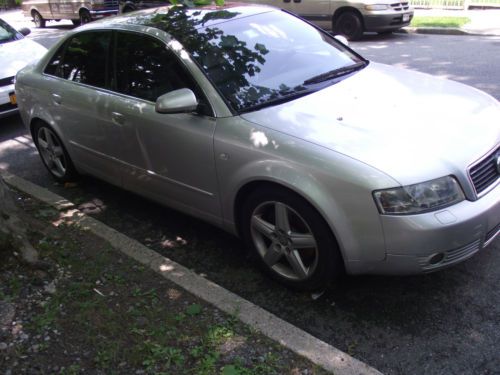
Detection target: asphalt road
<box><xmin>1</xmin><ymin>23</ymin><xmax>499</xmax><ymax>375</ymax></box>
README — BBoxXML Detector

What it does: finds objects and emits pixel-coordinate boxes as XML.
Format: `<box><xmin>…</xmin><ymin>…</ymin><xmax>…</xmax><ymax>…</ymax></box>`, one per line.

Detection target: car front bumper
<box><xmin>363</xmin><ymin>12</ymin><xmax>413</xmax><ymax>32</ymax></box>
<box><xmin>0</xmin><ymin>82</ymin><xmax>18</xmax><ymax>119</ymax></box>
<box><xmin>348</xmin><ymin>182</ymin><xmax>499</xmax><ymax>275</ymax></box>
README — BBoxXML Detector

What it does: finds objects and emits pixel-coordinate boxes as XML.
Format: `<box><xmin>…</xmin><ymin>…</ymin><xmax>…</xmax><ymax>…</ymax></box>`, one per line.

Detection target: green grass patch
<box><xmin>410</xmin><ymin>16</ymin><xmax>471</xmax><ymax>28</ymax></box>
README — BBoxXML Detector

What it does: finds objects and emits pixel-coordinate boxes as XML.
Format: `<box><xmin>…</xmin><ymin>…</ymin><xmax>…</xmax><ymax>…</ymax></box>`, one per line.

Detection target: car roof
<box><xmin>84</xmin><ymin>3</ymin><xmax>276</xmax><ymax>40</ymax></box>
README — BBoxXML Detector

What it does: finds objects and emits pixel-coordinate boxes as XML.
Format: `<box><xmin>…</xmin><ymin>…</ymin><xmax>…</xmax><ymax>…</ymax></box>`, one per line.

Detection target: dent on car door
<box><xmin>43</xmin><ymin>30</ymin><xmax>121</xmax><ymax>185</ymax></box>
<box><xmin>107</xmin><ymin>31</ymin><xmax>221</xmax><ymax>221</ymax></box>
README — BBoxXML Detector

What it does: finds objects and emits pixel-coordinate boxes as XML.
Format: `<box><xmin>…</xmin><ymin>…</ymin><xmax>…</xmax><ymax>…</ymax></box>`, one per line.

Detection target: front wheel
<box><xmin>33</xmin><ymin>123</ymin><xmax>77</xmax><ymax>183</ymax></box>
<box><xmin>32</xmin><ymin>11</ymin><xmax>46</xmax><ymax>28</ymax></box>
<box><xmin>333</xmin><ymin>11</ymin><xmax>364</xmax><ymax>41</ymax></box>
<box><xmin>241</xmin><ymin>187</ymin><xmax>343</xmax><ymax>290</ymax></box>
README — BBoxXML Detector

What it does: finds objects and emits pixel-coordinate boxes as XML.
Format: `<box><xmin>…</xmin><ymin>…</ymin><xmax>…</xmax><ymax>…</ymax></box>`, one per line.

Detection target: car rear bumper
<box><xmin>347</xmin><ymin>182</ymin><xmax>500</xmax><ymax>275</ymax></box>
<box><xmin>89</xmin><ymin>10</ymin><xmax>118</xmax><ymax>19</ymax></box>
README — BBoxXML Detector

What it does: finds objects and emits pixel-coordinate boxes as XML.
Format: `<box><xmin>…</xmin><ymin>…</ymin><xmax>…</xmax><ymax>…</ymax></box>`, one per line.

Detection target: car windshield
<box><xmin>0</xmin><ymin>18</ymin><xmax>21</xmax><ymax>44</ymax></box>
<box><xmin>180</xmin><ymin>11</ymin><xmax>365</xmax><ymax>112</ymax></box>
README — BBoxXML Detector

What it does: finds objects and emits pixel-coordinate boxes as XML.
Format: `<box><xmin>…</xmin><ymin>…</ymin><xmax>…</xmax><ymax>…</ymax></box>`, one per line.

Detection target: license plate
<box><xmin>9</xmin><ymin>92</ymin><xmax>16</xmax><ymax>105</ymax></box>
<box><xmin>403</xmin><ymin>14</ymin><xmax>410</xmax><ymax>22</ymax></box>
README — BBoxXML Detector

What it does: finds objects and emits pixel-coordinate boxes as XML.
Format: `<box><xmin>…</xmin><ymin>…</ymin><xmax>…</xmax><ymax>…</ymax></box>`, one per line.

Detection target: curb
<box><xmin>400</xmin><ymin>26</ymin><xmax>499</xmax><ymax>37</ymax></box>
<box><xmin>1</xmin><ymin>169</ymin><xmax>383</xmax><ymax>375</ymax></box>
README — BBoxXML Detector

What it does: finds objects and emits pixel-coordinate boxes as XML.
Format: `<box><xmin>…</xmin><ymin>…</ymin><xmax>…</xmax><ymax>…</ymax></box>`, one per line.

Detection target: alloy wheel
<box><xmin>37</xmin><ymin>127</ymin><xmax>67</xmax><ymax>178</ymax></box>
<box><xmin>250</xmin><ymin>201</ymin><xmax>319</xmax><ymax>281</ymax></box>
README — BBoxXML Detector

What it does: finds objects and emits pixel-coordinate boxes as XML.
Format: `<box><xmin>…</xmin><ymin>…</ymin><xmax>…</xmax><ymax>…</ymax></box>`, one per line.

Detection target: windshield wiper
<box><xmin>303</xmin><ymin>61</ymin><xmax>368</xmax><ymax>85</ymax></box>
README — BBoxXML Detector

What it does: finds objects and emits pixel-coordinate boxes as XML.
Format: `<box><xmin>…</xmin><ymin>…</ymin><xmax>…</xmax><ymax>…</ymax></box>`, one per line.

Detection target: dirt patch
<box><xmin>0</xmin><ymin>192</ymin><xmax>329</xmax><ymax>375</ymax></box>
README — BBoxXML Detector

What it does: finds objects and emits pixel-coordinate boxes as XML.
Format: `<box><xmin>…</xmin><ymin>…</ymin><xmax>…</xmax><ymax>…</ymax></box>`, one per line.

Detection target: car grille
<box><xmin>468</xmin><ymin>145</ymin><xmax>500</xmax><ymax>195</ymax></box>
<box><xmin>390</xmin><ymin>2</ymin><xmax>410</xmax><ymax>11</ymax></box>
<box><xmin>0</xmin><ymin>76</ymin><xmax>15</xmax><ymax>87</ymax></box>
<box><xmin>103</xmin><ymin>0</ymin><xmax>118</xmax><ymax>10</ymax></box>
<box><xmin>418</xmin><ymin>239</ymin><xmax>481</xmax><ymax>272</ymax></box>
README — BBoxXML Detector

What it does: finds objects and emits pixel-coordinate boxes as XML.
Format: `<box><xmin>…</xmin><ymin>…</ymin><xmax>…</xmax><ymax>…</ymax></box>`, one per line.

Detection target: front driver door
<box><xmin>107</xmin><ymin>31</ymin><xmax>221</xmax><ymax>222</ymax></box>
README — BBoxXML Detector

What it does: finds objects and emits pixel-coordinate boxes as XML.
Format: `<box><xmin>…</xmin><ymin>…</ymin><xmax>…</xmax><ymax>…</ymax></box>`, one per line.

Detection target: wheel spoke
<box><xmin>251</xmin><ymin>215</ymin><xmax>275</xmax><ymax>239</ymax></box>
<box><xmin>43</xmin><ymin>128</ymin><xmax>54</xmax><ymax>148</ymax></box>
<box><xmin>53</xmin><ymin>157</ymin><xmax>66</xmax><ymax>176</ymax></box>
<box><xmin>38</xmin><ymin>137</ymin><xmax>49</xmax><ymax>150</ymax></box>
<box><xmin>53</xmin><ymin>146</ymin><xmax>63</xmax><ymax>157</ymax></box>
<box><xmin>275</xmin><ymin>202</ymin><xmax>290</xmax><ymax>233</ymax></box>
<box><xmin>285</xmin><ymin>249</ymin><xmax>309</xmax><ymax>279</ymax></box>
<box><xmin>290</xmin><ymin>232</ymin><xmax>316</xmax><ymax>249</ymax></box>
<box><xmin>263</xmin><ymin>244</ymin><xmax>282</xmax><ymax>267</ymax></box>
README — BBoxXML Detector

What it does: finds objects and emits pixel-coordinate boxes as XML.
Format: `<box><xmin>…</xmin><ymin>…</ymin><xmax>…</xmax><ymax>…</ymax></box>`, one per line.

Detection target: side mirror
<box><xmin>155</xmin><ymin>88</ymin><xmax>198</xmax><ymax>114</ymax></box>
<box><xmin>18</xmin><ymin>27</ymin><xmax>31</xmax><ymax>36</ymax></box>
<box><xmin>334</xmin><ymin>35</ymin><xmax>349</xmax><ymax>46</ymax></box>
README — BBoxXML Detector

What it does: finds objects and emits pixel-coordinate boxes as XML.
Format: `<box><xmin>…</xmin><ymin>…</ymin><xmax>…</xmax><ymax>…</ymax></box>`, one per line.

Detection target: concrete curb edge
<box><xmin>399</xmin><ymin>26</ymin><xmax>498</xmax><ymax>37</ymax></box>
<box><xmin>1</xmin><ymin>169</ymin><xmax>383</xmax><ymax>375</ymax></box>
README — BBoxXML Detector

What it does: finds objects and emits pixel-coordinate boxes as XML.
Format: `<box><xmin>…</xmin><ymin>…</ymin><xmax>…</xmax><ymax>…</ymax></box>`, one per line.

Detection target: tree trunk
<box><xmin>0</xmin><ymin>176</ymin><xmax>40</xmax><ymax>266</ymax></box>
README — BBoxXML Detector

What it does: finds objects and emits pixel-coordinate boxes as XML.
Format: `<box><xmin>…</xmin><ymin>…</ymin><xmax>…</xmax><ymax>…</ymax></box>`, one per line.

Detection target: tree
<box><xmin>0</xmin><ymin>176</ymin><xmax>41</xmax><ymax>266</ymax></box>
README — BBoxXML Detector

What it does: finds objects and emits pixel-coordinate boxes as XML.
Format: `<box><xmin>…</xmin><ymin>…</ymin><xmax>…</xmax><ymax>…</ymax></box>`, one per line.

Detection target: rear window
<box><xmin>44</xmin><ymin>31</ymin><xmax>111</xmax><ymax>88</ymax></box>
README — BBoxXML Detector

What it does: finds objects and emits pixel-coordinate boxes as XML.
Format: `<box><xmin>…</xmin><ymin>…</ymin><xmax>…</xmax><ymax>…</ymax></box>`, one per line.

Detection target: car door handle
<box><xmin>111</xmin><ymin>111</ymin><xmax>125</xmax><ymax>126</ymax></box>
<box><xmin>283</xmin><ymin>0</ymin><xmax>291</xmax><ymax>3</ymax></box>
<box><xmin>293</xmin><ymin>0</ymin><xmax>301</xmax><ymax>2</ymax></box>
<box><xmin>52</xmin><ymin>93</ymin><xmax>62</xmax><ymax>105</ymax></box>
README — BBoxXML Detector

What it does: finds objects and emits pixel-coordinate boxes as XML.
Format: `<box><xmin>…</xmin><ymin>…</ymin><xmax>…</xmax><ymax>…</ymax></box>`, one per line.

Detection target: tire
<box><xmin>32</xmin><ymin>11</ymin><xmax>46</xmax><ymax>28</ymax></box>
<box><xmin>71</xmin><ymin>19</ymin><xmax>80</xmax><ymax>26</ymax></box>
<box><xmin>33</xmin><ymin>123</ymin><xmax>77</xmax><ymax>183</ymax></box>
<box><xmin>241</xmin><ymin>187</ymin><xmax>343</xmax><ymax>291</ymax></box>
<box><xmin>122</xmin><ymin>6</ymin><xmax>135</xmax><ymax>13</ymax></box>
<box><xmin>79</xmin><ymin>10</ymin><xmax>92</xmax><ymax>25</ymax></box>
<box><xmin>333</xmin><ymin>11</ymin><xmax>364</xmax><ymax>41</ymax></box>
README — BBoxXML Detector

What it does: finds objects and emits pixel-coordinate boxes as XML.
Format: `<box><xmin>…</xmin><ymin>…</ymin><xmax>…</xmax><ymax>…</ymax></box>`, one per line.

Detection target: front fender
<box><xmin>214</xmin><ymin>116</ymin><xmax>396</xmax><ymax>264</ymax></box>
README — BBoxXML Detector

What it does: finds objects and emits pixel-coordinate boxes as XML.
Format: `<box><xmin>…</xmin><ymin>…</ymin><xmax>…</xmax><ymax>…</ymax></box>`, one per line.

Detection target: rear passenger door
<box><xmin>43</xmin><ymin>30</ymin><xmax>121</xmax><ymax>185</ymax></box>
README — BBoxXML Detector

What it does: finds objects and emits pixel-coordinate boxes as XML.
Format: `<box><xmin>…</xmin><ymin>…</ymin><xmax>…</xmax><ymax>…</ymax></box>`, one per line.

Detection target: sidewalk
<box><xmin>405</xmin><ymin>8</ymin><xmax>500</xmax><ymax>36</ymax></box>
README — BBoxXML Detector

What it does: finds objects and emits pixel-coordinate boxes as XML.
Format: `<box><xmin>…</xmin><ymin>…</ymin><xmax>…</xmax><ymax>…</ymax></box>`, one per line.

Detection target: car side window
<box><xmin>114</xmin><ymin>31</ymin><xmax>213</xmax><ymax>116</ymax></box>
<box><xmin>44</xmin><ymin>32</ymin><xmax>111</xmax><ymax>88</ymax></box>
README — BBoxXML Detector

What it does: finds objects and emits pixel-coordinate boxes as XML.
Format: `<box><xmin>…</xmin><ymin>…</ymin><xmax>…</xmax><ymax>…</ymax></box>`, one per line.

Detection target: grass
<box><xmin>410</xmin><ymin>16</ymin><xmax>471</xmax><ymax>27</ymax></box>
<box><xmin>1</xmin><ymin>193</ymin><xmax>330</xmax><ymax>375</ymax></box>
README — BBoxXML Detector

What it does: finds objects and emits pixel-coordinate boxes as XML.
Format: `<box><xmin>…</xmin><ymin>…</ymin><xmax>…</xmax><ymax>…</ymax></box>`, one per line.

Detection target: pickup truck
<box><xmin>22</xmin><ymin>0</ymin><xmax>119</xmax><ymax>27</ymax></box>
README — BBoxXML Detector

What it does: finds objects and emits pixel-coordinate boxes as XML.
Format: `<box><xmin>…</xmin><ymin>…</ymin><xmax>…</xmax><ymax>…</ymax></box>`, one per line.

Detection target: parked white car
<box><xmin>0</xmin><ymin>18</ymin><xmax>47</xmax><ymax>118</ymax></box>
<box><xmin>240</xmin><ymin>0</ymin><xmax>414</xmax><ymax>40</ymax></box>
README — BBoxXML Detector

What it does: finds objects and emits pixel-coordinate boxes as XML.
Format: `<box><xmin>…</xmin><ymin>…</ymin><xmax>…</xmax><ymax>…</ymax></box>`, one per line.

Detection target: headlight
<box><xmin>365</xmin><ymin>4</ymin><xmax>390</xmax><ymax>10</ymax></box>
<box><xmin>373</xmin><ymin>176</ymin><xmax>465</xmax><ymax>215</ymax></box>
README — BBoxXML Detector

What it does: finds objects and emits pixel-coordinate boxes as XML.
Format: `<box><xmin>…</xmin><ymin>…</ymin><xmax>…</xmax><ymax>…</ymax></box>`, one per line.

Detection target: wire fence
<box><xmin>410</xmin><ymin>0</ymin><xmax>500</xmax><ymax>8</ymax></box>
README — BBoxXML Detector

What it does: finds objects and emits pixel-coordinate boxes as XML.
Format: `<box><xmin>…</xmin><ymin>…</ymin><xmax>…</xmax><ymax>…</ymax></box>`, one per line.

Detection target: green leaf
<box><xmin>186</xmin><ymin>303</ymin><xmax>202</xmax><ymax>316</ymax></box>
<box><xmin>221</xmin><ymin>365</ymin><xmax>242</xmax><ymax>375</ymax></box>
<box><xmin>215</xmin><ymin>0</ymin><xmax>225</xmax><ymax>6</ymax></box>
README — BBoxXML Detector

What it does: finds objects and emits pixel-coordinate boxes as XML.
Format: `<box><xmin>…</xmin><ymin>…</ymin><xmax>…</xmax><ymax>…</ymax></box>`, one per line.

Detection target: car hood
<box><xmin>241</xmin><ymin>62</ymin><xmax>500</xmax><ymax>186</ymax></box>
<box><xmin>0</xmin><ymin>37</ymin><xmax>47</xmax><ymax>79</ymax></box>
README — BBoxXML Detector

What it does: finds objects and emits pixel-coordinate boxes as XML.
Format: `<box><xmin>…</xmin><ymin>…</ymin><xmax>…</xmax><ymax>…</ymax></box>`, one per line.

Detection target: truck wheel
<box><xmin>32</xmin><ymin>11</ymin><xmax>46</xmax><ymax>28</ymax></box>
<box><xmin>79</xmin><ymin>10</ymin><xmax>91</xmax><ymax>25</ymax></box>
<box><xmin>333</xmin><ymin>11</ymin><xmax>364</xmax><ymax>41</ymax></box>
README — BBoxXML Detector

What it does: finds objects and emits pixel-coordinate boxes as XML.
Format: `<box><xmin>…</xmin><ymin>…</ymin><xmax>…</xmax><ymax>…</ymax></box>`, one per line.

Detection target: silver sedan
<box><xmin>16</xmin><ymin>4</ymin><xmax>500</xmax><ymax>290</ymax></box>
